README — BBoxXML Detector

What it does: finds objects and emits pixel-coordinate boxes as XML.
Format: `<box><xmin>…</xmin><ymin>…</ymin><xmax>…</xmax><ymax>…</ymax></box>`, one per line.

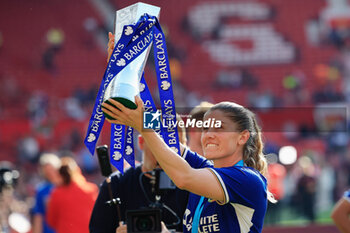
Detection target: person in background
<box><xmin>265</xmin><ymin>161</ymin><xmax>286</xmax><ymax>225</ymax></box>
<box><xmin>89</xmin><ymin>117</ymin><xmax>189</xmax><ymax>233</ymax></box>
<box><xmin>331</xmin><ymin>189</ymin><xmax>350</xmax><ymax>233</ymax></box>
<box><xmin>294</xmin><ymin>156</ymin><xmax>317</xmax><ymax>223</ymax></box>
<box><xmin>42</xmin><ymin>28</ymin><xmax>64</xmax><ymax>72</ymax></box>
<box><xmin>32</xmin><ymin>153</ymin><xmax>62</xmax><ymax>233</ymax></box>
<box><xmin>47</xmin><ymin>156</ymin><xmax>98</xmax><ymax>233</ymax></box>
<box><xmin>187</xmin><ymin>101</ymin><xmax>213</xmax><ymax>155</ymax></box>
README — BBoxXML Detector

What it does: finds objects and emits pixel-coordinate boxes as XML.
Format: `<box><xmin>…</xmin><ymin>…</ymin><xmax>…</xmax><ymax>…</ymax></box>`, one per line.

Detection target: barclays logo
<box><xmin>87</xmin><ymin>133</ymin><xmax>96</xmax><ymax>142</ymax></box>
<box><xmin>112</xmin><ymin>151</ymin><xmax>122</xmax><ymax>161</ymax></box>
<box><xmin>124</xmin><ymin>26</ymin><xmax>133</xmax><ymax>36</ymax></box>
<box><xmin>116</xmin><ymin>58</ymin><xmax>126</xmax><ymax>66</ymax></box>
<box><xmin>139</xmin><ymin>83</ymin><xmax>145</xmax><ymax>92</ymax></box>
<box><xmin>125</xmin><ymin>145</ymin><xmax>133</xmax><ymax>155</ymax></box>
<box><xmin>161</xmin><ymin>81</ymin><xmax>170</xmax><ymax>91</ymax></box>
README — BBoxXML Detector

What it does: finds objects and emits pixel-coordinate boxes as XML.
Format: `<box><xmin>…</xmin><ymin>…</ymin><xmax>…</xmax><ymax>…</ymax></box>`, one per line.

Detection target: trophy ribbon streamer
<box><xmin>84</xmin><ymin>15</ymin><xmax>180</xmax><ymax>173</ymax></box>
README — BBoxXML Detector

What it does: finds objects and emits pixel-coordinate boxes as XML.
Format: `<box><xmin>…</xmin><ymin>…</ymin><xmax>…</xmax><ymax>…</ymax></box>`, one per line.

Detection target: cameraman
<box><xmin>187</xmin><ymin>101</ymin><xmax>213</xmax><ymax>155</ymax></box>
<box><xmin>89</xmin><ymin>125</ymin><xmax>189</xmax><ymax>233</ymax></box>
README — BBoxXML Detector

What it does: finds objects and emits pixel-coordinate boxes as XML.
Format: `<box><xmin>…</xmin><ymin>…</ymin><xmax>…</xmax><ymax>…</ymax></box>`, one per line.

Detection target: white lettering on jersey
<box><xmin>198</xmin><ymin>214</ymin><xmax>220</xmax><ymax>232</ymax></box>
<box><xmin>183</xmin><ymin>209</ymin><xmax>193</xmax><ymax>231</ymax></box>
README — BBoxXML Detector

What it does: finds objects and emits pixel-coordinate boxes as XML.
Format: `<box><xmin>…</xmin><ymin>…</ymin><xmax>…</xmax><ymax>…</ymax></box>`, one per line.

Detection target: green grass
<box><xmin>264</xmin><ymin>206</ymin><xmax>334</xmax><ymax>227</ymax></box>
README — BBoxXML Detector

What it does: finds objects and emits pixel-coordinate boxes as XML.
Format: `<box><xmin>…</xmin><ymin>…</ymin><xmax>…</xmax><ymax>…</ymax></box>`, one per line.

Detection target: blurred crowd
<box><xmin>1</xmin><ymin>0</ymin><xmax>350</xmax><ymax>232</ymax></box>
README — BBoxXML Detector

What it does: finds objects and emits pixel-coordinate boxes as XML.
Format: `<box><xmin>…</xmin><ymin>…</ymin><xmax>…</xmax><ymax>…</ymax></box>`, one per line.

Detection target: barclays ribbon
<box><xmin>108</xmin><ymin>17</ymin><xmax>156</xmax><ymax>171</ymax></box>
<box><xmin>139</xmin><ymin>74</ymin><xmax>162</xmax><ymax>137</ymax></box>
<box><xmin>84</xmin><ymin>26</ymin><xmax>134</xmax><ymax>156</ymax></box>
<box><xmin>124</xmin><ymin>126</ymin><xmax>135</xmax><ymax>167</ymax></box>
<box><xmin>84</xmin><ymin>18</ymin><xmax>154</xmax><ymax>167</ymax></box>
<box><xmin>110</xmin><ymin>124</ymin><xmax>126</xmax><ymax>173</ymax></box>
<box><xmin>85</xmin><ymin>14</ymin><xmax>180</xmax><ymax>173</ymax></box>
<box><xmin>153</xmin><ymin>22</ymin><xmax>180</xmax><ymax>155</ymax></box>
<box><xmin>140</xmin><ymin>74</ymin><xmax>157</xmax><ymax>112</ymax></box>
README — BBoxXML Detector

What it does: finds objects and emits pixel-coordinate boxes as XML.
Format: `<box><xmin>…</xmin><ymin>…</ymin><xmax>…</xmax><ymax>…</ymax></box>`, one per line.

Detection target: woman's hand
<box><xmin>102</xmin><ymin>96</ymin><xmax>144</xmax><ymax>132</ymax></box>
<box><xmin>107</xmin><ymin>32</ymin><xmax>115</xmax><ymax>62</ymax></box>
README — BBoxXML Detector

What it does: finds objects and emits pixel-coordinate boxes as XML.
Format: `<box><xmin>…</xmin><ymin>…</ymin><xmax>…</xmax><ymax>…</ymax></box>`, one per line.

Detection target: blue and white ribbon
<box><xmin>153</xmin><ymin>22</ymin><xmax>180</xmax><ymax>155</ymax></box>
<box><xmin>85</xmin><ymin>15</ymin><xmax>180</xmax><ymax>173</ymax></box>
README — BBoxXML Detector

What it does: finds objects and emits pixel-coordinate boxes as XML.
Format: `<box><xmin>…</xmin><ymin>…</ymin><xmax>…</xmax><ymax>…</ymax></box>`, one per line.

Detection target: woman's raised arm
<box><xmin>101</xmin><ymin>97</ymin><xmax>225</xmax><ymax>202</ymax></box>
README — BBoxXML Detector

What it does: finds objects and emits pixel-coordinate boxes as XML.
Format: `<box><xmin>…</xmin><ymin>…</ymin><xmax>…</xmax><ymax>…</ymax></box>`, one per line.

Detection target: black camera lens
<box><xmin>135</xmin><ymin>216</ymin><xmax>154</xmax><ymax>231</ymax></box>
<box><xmin>127</xmin><ymin>209</ymin><xmax>161</xmax><ymax>232</ymax></box>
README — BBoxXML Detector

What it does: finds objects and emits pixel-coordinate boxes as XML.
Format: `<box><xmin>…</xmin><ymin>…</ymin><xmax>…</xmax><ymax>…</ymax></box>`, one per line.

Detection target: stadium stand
<box><xmin>0</xmin><ymin>0</ymin><xmax>349</xmax><ymax>229</ymax></box>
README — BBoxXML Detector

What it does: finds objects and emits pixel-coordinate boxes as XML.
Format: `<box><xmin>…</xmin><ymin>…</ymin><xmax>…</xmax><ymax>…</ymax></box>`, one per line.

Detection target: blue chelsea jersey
<box><xmin>182</xmin><ymin>149</ymin><xmax>267</xmax><ymax>233</ymax></box>
<box><xmin>344</xmin><ymin>189</ymin><xmax>350</xmax><ymax>202</ymax></box>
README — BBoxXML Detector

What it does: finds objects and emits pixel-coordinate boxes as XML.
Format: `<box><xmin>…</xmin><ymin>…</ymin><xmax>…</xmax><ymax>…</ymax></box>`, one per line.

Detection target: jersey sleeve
<box><xmin>208</xmin><ymin>166</ymin><xmax>267</xmax><ymax>207</ymax></box>
<box><xmin>32</xmin><ymin>189</ymin><xmax>44</xmax><ymax>215</ymax></box>
<box><xmin>182</xmin><ymin>148</ymin><xmax>213</xmax><ymax>169</ymax></box>
<box><xmin>344</xmin><ymin>189</ymin><xmax>350</xmax><ymax>202</ymax></box>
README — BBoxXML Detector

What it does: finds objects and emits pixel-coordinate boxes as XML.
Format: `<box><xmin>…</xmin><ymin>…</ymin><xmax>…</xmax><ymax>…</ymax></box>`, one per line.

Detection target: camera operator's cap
<box><xmin>39</xmin><ymin>153</ymin><xmax>61</xmax><ymax>169</ymax></box>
